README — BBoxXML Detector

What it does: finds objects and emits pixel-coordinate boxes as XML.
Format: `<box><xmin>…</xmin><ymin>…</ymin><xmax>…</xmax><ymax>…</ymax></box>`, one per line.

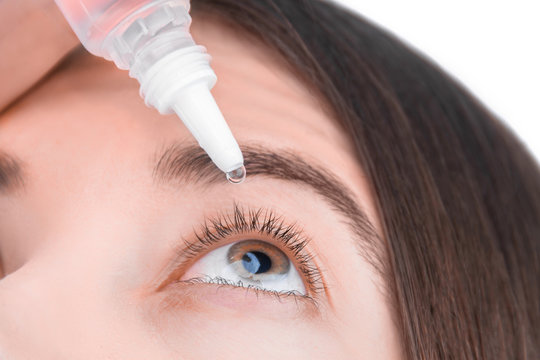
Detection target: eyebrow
<box><xmin>153</xmin><ymin>143</ymin><xmax>387</xmax><ymax>282</ymax></box>
<box><xmin>0</xmin><ymin>152</ymin><xmax>24</xmax><ymax>192</ymax></box>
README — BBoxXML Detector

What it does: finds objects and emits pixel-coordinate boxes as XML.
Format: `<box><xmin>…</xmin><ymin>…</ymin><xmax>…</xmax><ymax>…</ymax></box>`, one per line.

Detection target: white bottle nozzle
<box><xmin>132</xmin><ymin>42</ymin><xmax>244</xmax><ymax>176</ymax></box>
<box><xmin>54</xmin><ymin>0</ymin><xmax>245</xmax><ymax>182</ymax></box>
<box><xmin>172</xmin><ymin>82</ymin><xmax>244</xmax><ymax>174</ymax></box>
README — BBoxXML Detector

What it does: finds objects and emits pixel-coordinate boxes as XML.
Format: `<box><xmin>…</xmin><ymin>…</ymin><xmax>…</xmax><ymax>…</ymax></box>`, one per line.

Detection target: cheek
<box><xmin>139</xmin><ymin>295</ymin><xmax>350</xmax><ymax>359</ymax></box>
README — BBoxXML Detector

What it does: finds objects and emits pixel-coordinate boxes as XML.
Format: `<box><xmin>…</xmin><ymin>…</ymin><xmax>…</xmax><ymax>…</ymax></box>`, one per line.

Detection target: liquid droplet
<box><xmin>226</xmin><ymin>165</ymin><xmax>246</xmax><ymax>184</ymax></box>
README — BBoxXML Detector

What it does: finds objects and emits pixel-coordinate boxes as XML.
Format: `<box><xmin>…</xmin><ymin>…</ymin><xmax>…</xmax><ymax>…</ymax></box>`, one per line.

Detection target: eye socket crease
<box><xmin>152</xmin><ymin>143</ymin><xmax>388</xmax><ymax>295</ymax></box>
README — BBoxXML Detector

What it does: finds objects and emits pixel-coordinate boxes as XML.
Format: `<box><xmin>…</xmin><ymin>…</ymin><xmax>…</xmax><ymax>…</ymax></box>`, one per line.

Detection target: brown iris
<box><xmin>227</xmin><ymin>240</ymin><xmax>290</xmax><ymax>281</ymax></box>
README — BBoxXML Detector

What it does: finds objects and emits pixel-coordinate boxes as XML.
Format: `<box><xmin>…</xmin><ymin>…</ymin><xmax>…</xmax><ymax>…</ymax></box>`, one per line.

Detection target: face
<box><xmin>0</xmin><ymin>15</ymin><xmax>401</xmax><ymax>359</ymax></box>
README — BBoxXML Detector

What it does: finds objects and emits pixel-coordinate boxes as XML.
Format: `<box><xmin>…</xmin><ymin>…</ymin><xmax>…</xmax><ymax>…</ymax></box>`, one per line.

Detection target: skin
<box><xmin>0</xmin><ymin>0</ymin><xmax>78</xmax><ymax>109</ymax></box>
<box><xmin>0</xmin><ymin>8</ymin><xmax>402</xmax><ymax>360</ymax></box>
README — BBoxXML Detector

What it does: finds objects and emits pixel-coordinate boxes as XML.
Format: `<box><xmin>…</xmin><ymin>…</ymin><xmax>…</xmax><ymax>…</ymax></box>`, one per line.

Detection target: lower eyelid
<box><xmin>158</xmin><ymin>278</ymin><xmax>320</xmax><ymax>319</ymax></box>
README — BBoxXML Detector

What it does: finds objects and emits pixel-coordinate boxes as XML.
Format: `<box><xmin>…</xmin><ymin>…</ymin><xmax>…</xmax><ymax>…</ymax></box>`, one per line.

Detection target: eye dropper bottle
<box><xmin>53</xmin><ymin>0</ymin><xmax>246</xmax><ymax>183</ymax></box>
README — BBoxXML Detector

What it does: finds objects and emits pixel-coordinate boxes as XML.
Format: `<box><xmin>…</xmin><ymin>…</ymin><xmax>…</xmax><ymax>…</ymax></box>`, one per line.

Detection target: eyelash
<box><xmin>170</xmin><ymin>204</ymin><xmax>324</xmax><ymax>300</ymax></box>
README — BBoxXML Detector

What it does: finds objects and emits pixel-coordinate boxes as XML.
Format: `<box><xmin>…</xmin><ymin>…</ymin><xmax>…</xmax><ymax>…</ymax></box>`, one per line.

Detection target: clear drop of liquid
<box><xmin>226</xmin><ymin>165</ymin><xmax>246</xmax><ymax>184</ymax></box>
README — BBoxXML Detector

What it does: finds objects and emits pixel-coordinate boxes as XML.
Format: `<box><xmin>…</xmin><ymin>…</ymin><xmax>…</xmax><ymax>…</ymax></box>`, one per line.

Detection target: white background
<box><xmin>334</xmin><ymin>0</ymin><xmax>539</xmax><ymax>161</ymax></box>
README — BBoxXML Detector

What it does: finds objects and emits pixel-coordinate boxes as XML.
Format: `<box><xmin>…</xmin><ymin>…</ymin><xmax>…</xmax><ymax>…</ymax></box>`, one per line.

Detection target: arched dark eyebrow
<box><xmin>0</xmin><ymin>152</ymin><xmax>24</xmax><ymax>192</ymax></box>
<box><xmin>152</xmin><ymin>143</ymin><xmax>388</xmax><ymax>284</ymax></box>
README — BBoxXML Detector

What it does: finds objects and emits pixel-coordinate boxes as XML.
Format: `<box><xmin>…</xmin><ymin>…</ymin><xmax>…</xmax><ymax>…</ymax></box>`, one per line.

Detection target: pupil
<box><xmin>242</xmin><ymin>251</ymin><xmax>272</xmax><ymax>274</ymax></box>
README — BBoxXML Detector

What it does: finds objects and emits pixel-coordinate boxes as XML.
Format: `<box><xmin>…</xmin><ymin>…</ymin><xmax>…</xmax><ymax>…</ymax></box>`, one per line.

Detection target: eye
<box><xmin>181</xmin><ymin>239</ymin><xmax>306</xmax><ymax>295</ymax></box>
<box><xmin>161</xmin><ymin>205</ymin><xmax>324</xmax><ymax>300</ymax></box>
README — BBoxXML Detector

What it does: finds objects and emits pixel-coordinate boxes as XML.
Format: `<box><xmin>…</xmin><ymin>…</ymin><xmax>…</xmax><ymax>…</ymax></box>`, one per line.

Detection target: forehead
<box><xmin>0</xmin><ymin>17</ymin><xmax>368</xmax><ymax>214</ymax></box>
<box><xmin>192</xmin><ymin>17</ymin><xmax>355</xmax><ymax>158</ymax></box>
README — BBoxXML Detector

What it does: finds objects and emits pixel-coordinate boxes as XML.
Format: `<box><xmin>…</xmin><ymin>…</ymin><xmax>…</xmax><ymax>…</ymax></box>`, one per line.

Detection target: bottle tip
<box><xmin>226</xmin><ymin>165</ymin><xmax>246</xmax><ymax>184</ymax></box>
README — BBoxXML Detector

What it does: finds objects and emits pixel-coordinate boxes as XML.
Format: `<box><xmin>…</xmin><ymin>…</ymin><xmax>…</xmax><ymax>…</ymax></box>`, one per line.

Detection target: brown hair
<box><xmin>192</xmin><ymin>0</ymin><xmax>540</xmax><ymax>358</ymax></box>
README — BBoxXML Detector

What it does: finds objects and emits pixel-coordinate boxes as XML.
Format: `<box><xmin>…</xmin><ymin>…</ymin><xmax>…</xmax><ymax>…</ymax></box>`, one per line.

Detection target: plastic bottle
<box><xmin>53</xmin><ymin>0</ymin><xmax>245</xmax><ymax>182</ymax></box>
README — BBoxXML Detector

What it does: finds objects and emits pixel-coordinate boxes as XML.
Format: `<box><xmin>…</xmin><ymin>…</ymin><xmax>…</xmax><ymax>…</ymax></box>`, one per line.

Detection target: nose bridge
<box><xmin>0</xmin><ymin>237</ymin><xmax>129</xmax><ymax>358</ymax></box>
<box><xmin>0</xmin><ymin>213</ymin><xmax>136</xmax><ymax>317</ymax></box>
<box><xmin>0</xmin><ymin>246</ymin><xmax>173</xmax><ymax>359</ymax></box>
<box><xmin>0</xmin><ymin>258</ymin><xmax>92</xmax><ymax>357</ymax></box>
<box><xmin>0</xmin><ymin>188</ymin><xmax>177</xmax><ymax>357</ymax></box>
<box><xmin>41</xmin><ymin>203</ymin><xmax>172</xmax><ymax>308</ymax></box>
<box><xmin>47</xmin><ymin>212</ymin><xmax>145</xmax><ymax>291</ymax></box>
<box><xmin>2</xmin><ymin>195</ymin><xmax>166</xmax><ymax>300</ymax></box>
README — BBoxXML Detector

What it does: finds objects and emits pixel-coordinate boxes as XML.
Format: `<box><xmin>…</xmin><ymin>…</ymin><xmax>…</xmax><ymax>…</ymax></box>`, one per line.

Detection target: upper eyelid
<box><xmin>154</xmin><ymin>204</ymin><xmax>325</xmax><ymax>296</ymax></box>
